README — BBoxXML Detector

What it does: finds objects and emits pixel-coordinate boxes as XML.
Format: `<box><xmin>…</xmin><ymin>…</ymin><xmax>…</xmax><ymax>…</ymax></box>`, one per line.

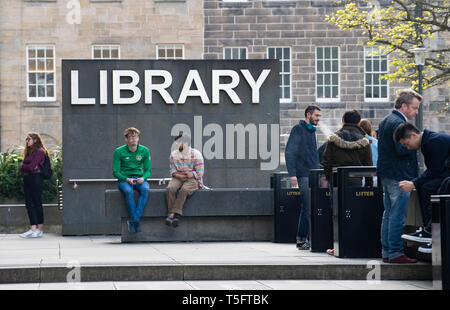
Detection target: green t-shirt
<box><xmin>113</xmin><ymin>144</ymin><xmax>151</xmax><ymax>181</ymax></box>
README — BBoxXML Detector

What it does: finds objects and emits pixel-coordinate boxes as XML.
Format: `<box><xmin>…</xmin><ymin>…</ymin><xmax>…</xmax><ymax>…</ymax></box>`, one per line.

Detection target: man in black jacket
<box><xmin>285</xmin><ymin>105</ymin><xmax>321</xmax><ymax>250</ymax></box>
<box><xmin>377</xmin><ymin>89</ymin><xmax>422</xmax><ymax>264</ymax></box>
<box><xmin>395</xmin><ymin>123</ymin><xmax>450</xmax><ymax>252</ymax></box>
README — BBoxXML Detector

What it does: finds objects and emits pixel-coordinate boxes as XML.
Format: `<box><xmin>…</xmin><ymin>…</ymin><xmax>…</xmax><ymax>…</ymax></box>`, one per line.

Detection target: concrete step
<box><xmin>0</xmin><ymin>263</ymin><xmax>431</xmax><ymax>284</ymax></box>
<box><xmin>0</xmin><ymin>234</ymin><xmax>431</xmax><ymax>284</ymax></box>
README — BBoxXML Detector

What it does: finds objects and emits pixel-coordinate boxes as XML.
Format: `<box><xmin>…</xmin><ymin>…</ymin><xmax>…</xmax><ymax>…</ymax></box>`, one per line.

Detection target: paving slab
<box><xmin>0</xmin><ymin>233</ymin><xmax>432</xmax><ymax>284</ymax></box>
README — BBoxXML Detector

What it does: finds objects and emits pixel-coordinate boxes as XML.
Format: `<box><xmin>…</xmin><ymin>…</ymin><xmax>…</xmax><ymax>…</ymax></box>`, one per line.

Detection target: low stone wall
<box><xmin>105</xmin><ymin>188</ymin><xmax>274</xmax><ymax>242</ymax></box>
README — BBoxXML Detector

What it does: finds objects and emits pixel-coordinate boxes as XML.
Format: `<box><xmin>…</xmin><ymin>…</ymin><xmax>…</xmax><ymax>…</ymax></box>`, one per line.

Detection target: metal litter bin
<box><xmin>431</xmin><ymin>194</ymin><xmax>450</xmax><ymax>290</ymax></box>
<box><xmin>333</xmin><ymin>166</ymin><xmax>383</xmax><ymax>258</ymax></box>
<box><xmin>271</xmin><ymin>172</ymin><xmax>302</xmax><ymax>243</ymax></box>
<box><xmin>309</xmin><ymin>169</ymin><xmax>333</xmax><ymax>252</ymax></box>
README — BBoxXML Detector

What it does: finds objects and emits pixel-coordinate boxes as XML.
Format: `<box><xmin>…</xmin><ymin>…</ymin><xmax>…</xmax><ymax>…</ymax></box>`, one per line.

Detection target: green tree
<box><xmin>326</xmin><ymin>0</ymin><xmax>450</xmax><ymax>90</ymax></box>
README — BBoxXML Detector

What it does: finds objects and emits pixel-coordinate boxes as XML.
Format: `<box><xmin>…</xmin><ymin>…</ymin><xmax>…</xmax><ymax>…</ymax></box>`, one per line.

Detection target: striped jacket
<box><xmin>169</xmin><ymin>147</ymin><xmax>205</xmax><ymax>187</ymax></box>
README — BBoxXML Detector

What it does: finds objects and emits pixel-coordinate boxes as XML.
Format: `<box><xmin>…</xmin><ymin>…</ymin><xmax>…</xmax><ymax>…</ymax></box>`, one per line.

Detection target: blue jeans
<box><xmin>296</xmin><ymin>177</ymin><xmax>310</xmax><ymax>241</ymax></box>
<box><xmin>118</xmin><ymin>178</ymin><xmax>150</xmax><ymax>222</ymax></box>
<box><xmin>381</xmin><ymin>178</ymin><xmax>410</xmax><ymax>260</ymax></box>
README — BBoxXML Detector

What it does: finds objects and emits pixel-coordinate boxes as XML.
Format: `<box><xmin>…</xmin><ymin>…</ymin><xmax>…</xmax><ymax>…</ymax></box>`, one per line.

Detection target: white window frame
<box><xmin>315</xmin><ymin>46</ymin><xmax>340</xmax><ymax>103</ymax></box>
<box><xmin>26</xmin><ymin>45</ymin><xmax>56</xmax><ymax>102</ymax></box>
<box><xmin>156</xmin><ymin>45</ymin><xmax>184</xmax><ymax>60</ymax></box>
<box><xmin>267</xmin><ymin>47</ymin><xmax>292</xmax><ymax>103</ymax></box>
<box><xmin>223</xmin><ymin>47</ymin><xmax>248</xmax><ymax>60</ymax></box>
<box><xmin>364</xmin><ymin>46</ymin><xmax>389</xmax><ymax>102</ymax></box>
<box><xmin>92</xmin><ymin>45</ymin><xmax>120</xmax><ymax>59</ymax></box>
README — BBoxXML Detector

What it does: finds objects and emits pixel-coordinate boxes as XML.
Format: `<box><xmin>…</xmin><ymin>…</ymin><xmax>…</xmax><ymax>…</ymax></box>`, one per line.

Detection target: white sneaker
<box><xmin>30</xmin><ymin>230</ymin><xmax>42</xmax><ymax>238</ymax></box>
<box><xmin>19</xmin><ymin>230</ymin><xmax>35</xmax><ymax>238</ymax></box>
<box><xmin>35</xmin><ymin>230</ymin><xmax>43</xmax><ymax>238</ymax></box>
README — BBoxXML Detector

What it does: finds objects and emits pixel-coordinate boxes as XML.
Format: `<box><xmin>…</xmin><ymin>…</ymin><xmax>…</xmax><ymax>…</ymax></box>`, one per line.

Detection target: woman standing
<box><xmin>19</xmin><ymin>133</ymin><xmax>48</xmax><ymax>238</ymax></box>
<box><xmin>359</xmin><ymin>119</ymin><xmax>378</xmax><ymax>166</ymax></box>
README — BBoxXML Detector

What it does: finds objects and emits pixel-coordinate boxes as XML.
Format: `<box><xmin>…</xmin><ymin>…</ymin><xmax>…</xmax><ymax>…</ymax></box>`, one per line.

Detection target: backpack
<box><xmin>40</xmin><ymin>155</ymin><xmax>53</xmax><ymax>180</ymax></box>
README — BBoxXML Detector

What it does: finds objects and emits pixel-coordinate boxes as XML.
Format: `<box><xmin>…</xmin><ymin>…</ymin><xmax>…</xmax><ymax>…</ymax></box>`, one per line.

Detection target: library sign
<box><xmin>61</xmin><ymin>60</ymin><xmax>279</xmax><ymax>235</ymax></box>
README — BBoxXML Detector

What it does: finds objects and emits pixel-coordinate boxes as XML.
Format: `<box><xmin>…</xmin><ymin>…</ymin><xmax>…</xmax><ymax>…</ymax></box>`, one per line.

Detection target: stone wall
<box><xmin>1</xmin><ymin>0</ymin><xmax>448</xmax><ymax>154</ymax></box>
<box><xmin>203</xmin><ymin>0</ymin><xmax>449</xmax><ymax>151</ymax></box>
<box><xmin>0</xmin><ymin>0</ymin><xmax>203</xmax><ymax>151</ymax></box>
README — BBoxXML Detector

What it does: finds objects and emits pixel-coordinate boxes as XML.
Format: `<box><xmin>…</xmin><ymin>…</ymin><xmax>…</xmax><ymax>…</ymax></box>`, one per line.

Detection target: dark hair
<box><xmin>342</xmin><ymin>110</ymin><xmax>361</xmax><ymax>125</ymax></box>
<box><xmin>359</xmin><ymin>119</ymin><xmax>374</xmax><ymax>137</ymax></box>
<box><xmin>393</xmin><ymin>122</ymin><xmax>420</xmax><ymax>143</ymax></box>
<box><xmin>305</xmin><ymin>105</ymin><xmax>321</xmax><ymax>118</ymax></box>
<box><xmin>174</xmin><ymin>132</ymin><xmax>191</xmax><ymax>146</ymax></box>
<box><xmin>394</xmin><ymin>89</ymin><xmax>423</xmax><ymax>109</ymax></box>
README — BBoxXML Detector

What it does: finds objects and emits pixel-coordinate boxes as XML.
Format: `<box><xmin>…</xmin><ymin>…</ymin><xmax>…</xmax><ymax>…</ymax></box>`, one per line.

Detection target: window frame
<box><xmin>156</xmin><ymin>45</ymin><xmax>185</xmax><ymax>60</ymax></box>
<box><xmin>364</xmin><ymin>46</ymin><xmax>389</xmax><ymax>102</ymax></box>
<box><xmin>267</xmin><ymin>46</ymin><xmax>292</xmax><ymax>103</ymax></box>
<box><xmin>92</xmin><ymin>45</ymin><xmax>121</xmax><ymax>60</ymax></box>
<box><xmin>223</xmin><ymin>47</ymin><xmax>248</xmax><ymax>60</ymax></box>
<box><xmin>315</xmin><ymin>46</ymin><xmax>340</xmax><ymax>103</ymax></box>
<box><xmin>26</xmin><ymin>45</ymin><xmax>56</xmax><ymax>102</ymax></box>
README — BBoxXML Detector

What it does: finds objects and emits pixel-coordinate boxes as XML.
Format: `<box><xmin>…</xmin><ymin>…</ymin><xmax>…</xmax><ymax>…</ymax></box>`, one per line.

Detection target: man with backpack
<box><xmin>394</xmin><ymin>122</ymin><xmax>450</xmax><ymax>254</ymax></box>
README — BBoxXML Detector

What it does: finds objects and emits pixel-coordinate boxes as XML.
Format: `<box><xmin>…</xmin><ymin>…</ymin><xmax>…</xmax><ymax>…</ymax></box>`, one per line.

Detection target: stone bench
<box><xmin>105</xmin><ymin>188</ymin><xmax>274</xmax><ymax>243</ymax></box>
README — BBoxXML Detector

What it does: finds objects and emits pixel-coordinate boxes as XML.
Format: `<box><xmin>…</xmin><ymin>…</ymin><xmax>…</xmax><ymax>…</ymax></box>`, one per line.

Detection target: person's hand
<box><xmin>126</xmin><ymin>178</ymin><xmax>136</xmax><ymax>185</ymax></box>
<box><xmin>398</xmin><ymin>181</ymin><xmax>415</xmax><ymax>193</ymax></box>
<box><xmin>136</xmin><ymin>178</ymin><xmax>145</xmax><ymax>184</ymax></box>
<box><xmin>185</xmin><ymin>171</ymin><xmax>195</xmax><ymax>179</ymax></box>
<box><xmin>289</xmin><ymin>176</ymin><xmax>298</xmax><ymax>188</ymax></box>
<box><xmin>173</xmin><ymin>172</ymin><xmax>187</xmax><ymax>180</ymax></box>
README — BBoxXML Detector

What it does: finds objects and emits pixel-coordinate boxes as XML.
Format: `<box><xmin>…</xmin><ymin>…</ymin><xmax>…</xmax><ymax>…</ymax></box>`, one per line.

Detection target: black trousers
<box><xmin>24</xmin><ymin>173</ymin><xmax>44</xmax><ymax>226</ymax></box>
<box><xmin>416</xmin><ymin>178</ymin><xmax>443</xmax><ymax>233</ymax></box>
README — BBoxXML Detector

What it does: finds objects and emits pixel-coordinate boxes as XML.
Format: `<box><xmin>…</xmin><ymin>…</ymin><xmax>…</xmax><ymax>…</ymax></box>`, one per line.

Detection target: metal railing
<box><xmin>0</xmin><ymin>178</ymin><xmax>171</xmax><ymax>211</ymax></box>
<box><xmin>68</xmin><ymin>177</ymin><xmax>172</xmax><ymax>189</ymax></box>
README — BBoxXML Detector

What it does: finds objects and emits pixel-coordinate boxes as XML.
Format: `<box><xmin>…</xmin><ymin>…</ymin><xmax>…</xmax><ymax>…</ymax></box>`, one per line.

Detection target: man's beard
<box><xmin>309</xmin><ymin>117</ymin><xmax>318</xmax><ymax>126</ymax></box>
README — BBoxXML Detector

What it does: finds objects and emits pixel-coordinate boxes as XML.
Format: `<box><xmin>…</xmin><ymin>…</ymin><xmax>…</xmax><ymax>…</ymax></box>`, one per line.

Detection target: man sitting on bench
<box><xmin>113</xmin><ymin>127</ymin><xmax>151</xmax><ymax>233</ymax></box>
<box><xmin>165</xmin><ymin>133</ymin><xmax>204</xmax><ymax>228</ymax></box>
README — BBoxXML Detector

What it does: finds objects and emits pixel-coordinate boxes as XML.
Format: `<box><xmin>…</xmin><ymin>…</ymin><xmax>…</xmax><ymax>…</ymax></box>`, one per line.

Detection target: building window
<box><xmin>157</xmin><ymin>45</ymin><xmax>184</xmax><ymax>60</ymax></box>
<box><xmin>224</xmin><ymin>47</ymin><xmax>247</xmax><ymax>60</ymax></box>
<box><xmin>316</xmin><ymin>47</ymin><xmax>339</xmax><ymax>102</ymax></box>
<box><xmin>365</xmin><ymin>46</ymin><xmax>389</xmax><ymax>101</ymax></box>
<box><xmin>92</xmin><ymin>45</ymin><xmax>120</xmax><ymax>59</ymax></box>
<box><xmin>268</xmin><ymin>47</ymin><xmax>291</xmax><ymax>102</ymax></box>
<box><xmin>27</xmin><ymin>45</ymin><xmax>56</xmax><ymax>102</ymax></box>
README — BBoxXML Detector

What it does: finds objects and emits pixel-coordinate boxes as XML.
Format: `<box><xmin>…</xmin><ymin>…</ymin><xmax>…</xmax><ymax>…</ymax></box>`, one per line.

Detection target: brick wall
<box><xmin>203</xmin><ymin>0</ymin><xmax>449</xmax><ymax>151</ymax></box>
<box><xmin>0</xmin><ymin>0</ymin><xmax>203</xmax><ymax>150</ymax></box>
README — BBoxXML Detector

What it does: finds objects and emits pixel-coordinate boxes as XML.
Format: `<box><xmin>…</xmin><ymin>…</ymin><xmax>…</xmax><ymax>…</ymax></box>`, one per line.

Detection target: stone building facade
<box><xmin>0</xmin><ymin>0</ymin><xmax>203</xmax><ymax>150</ymax></box>
<box><xmin>0</xmin><ymin>0</ymin><xmax>448</xmax><ymax>158</ymax></box>
<box><xmin>203</xmin><ymin>0</ymin><xmax>449</xmax><ymax>155</ymax></box>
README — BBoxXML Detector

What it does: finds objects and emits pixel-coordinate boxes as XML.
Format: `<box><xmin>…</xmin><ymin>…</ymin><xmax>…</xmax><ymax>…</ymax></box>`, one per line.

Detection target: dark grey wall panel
<box><xmin>62</xmin><ymin>60</ymin><xmax>279</xmax><ymax>235</ymax></box>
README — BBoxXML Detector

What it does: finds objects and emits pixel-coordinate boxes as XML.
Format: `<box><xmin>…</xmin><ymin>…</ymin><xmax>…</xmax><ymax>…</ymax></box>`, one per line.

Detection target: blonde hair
<box><xmin>359</xmin><ymin>119</ymin><xmax>374</xmax><ymax>137</ymax></box>
<box><xmin>23</xmin><ymin>132</ymin><xmax>49</xmax><ymax>157</ymax></box>
<box><xmin>123</xmin><ymin>127</ymin><xmax>140</xmax><ymax>138</ymax></box>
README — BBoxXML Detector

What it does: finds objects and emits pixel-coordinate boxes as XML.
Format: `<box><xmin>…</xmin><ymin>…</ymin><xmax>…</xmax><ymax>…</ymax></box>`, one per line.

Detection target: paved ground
<box><xmin>0</xmin><ymin>233</ymin><xmax>414</xmax><ymax>266</ymax></box>
<box><xmin>0</xmin><ymin>279</ymin><xmax>433</xmax><ymax>290</ymax></box>
<box><xmin>0</xmin><ymin>233</ymin><xmax>433</xmax><ymax>290</ymax></box>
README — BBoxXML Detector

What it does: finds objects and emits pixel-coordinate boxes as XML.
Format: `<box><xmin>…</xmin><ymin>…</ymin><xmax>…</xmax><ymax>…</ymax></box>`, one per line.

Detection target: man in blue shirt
<box><xmin>377</xmin><ymin>89</ymin><xmax>422</xmax><ymax>264</ymax></box>
<box><xmin>285</xmin><ymin>105</ymin><xmax>321</xmax><ymax>250</ymax></box>
<box><xmin>395</xmin><ymin>122</ymin><xmax>450</xmax><ymax>253</ymax></box>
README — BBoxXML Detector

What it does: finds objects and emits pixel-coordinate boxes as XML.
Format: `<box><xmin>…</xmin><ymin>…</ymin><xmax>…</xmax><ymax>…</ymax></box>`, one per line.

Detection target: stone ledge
<box><xmin>0</xmin><ymin>263</ymin><xmax>432</xmax><ymax>284</ymax></box>
<box><xmin>23</xmin><ymin>101</ymin><xmax>60</xmax><ymax>108</ymax></box>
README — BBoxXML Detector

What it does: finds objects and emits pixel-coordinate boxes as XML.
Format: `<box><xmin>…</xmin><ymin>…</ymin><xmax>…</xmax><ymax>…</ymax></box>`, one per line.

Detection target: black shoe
<box><xmin>134</xmin><ymin>221</ymin><xmax>142</xmax><ymax>233</ymax></box>
<box><xmin>172</xmin><ymin>214</ymin><xmax>181</xmax><ymax>228</ymax></box>
<box><xmin>401</xmin><ymin>227</ymin><xmax>432</xmax><ymax>244</ymax></box>
<box><xmin>165</xmin><ymin>216</ymin><xmax>174</xmax><ymax>226</ymax></box>
<box><xmin>296</xmin><ymin>240</ymin><xmax>310</xmax><ymax>250</ymax></box>
<box><xmin>418</xmin><ymin>243</ymin><xmax>432</xmax><ymax>254</ymax></box>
